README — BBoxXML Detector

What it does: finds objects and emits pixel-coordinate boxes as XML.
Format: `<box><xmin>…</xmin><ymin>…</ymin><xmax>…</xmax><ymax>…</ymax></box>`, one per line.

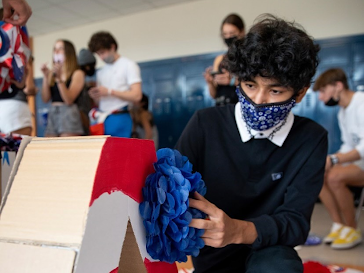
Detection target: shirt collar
<box><xmin>234</xmin><ymin>102</ymin><xmax>294</xmax><ymax>147</ymax></box>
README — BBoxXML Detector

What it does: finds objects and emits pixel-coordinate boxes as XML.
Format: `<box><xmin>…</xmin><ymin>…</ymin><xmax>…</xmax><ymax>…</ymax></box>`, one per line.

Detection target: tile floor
<box><xmin>297</xmin><ymin>203</ymin><xmax>364</xmax><ymax>268</ymax></box>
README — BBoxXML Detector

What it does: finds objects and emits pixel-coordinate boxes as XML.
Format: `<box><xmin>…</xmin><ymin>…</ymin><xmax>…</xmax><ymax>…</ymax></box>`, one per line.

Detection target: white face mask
<box><xmin>53</xmin><ymin>53</ymin><xmax>65</xmax><ymax>63</ymax></box>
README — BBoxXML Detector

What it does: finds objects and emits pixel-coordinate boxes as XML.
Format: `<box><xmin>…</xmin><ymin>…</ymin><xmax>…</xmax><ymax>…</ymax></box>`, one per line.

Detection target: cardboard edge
<box><xmin>0</xmin><ymin>136</ymin><xmax>33</xmax><ymax>214</ymax></box>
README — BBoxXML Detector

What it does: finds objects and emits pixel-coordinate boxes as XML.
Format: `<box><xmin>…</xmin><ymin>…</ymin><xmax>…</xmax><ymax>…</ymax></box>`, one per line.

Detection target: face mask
<box><xmin>236</xmin><ymin>86</ymin><xmax>296</xmax><ymax>131</ymax></box>
<box><xmin>53</xmin><ymin>53</ymin><xmax>64</xmax><ymax>63</ymax></box>
<box><xmin>103</xmin><ymin>54</ymin><xmax>115</xmax><ymax>64</ymax></box>
<box><xmin>325</xmin><ymin>97</ymin><xmax>339</xmax><ymax>106</ymax></box>
<box><xmin>224</xmin><ymin>36</ymin><xmax>237</xmax><ymax>47</ymax></box>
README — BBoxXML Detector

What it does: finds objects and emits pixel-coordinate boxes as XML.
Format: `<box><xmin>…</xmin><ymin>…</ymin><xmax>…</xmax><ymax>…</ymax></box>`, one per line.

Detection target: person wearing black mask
<box><xmin>204</xmin><ymin>13</ymin><xmax>245</xmax><ymax>106</ymax></box>
<box><xmin>313</xmin><ymin>68</ymin><xmax>364</xmax><ymax>250</ymax></box>
<box><xmin>78</xmin><ymin>48</ymin><xmax>96</xmax><ymax>79</ymax></box>
<box><xmin>77</xmin><ymin>48</ymin><xmax>97</xmax><ymax>135</ymax></box>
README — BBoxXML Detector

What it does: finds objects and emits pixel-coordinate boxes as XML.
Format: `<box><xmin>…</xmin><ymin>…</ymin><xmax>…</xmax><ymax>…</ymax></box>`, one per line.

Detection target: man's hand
<box><xmin>189</xmin><ymin>192</ymin><xmax>256</xmax><ymax>248</ymax></box>
<box><xmin>88</xmin><ymin>86</ymin><xmax>108</xmax><ymax>100</ymax></box>
<box><xmin>2</xmin><ymin>0</ymin><xmax>32</xmax><ymax>26</ymax></box>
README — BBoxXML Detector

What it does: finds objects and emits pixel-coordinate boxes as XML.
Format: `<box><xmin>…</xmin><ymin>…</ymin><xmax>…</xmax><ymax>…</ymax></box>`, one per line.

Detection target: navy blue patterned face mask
<box><xmin>236</xmin><ymin>86</ymin><xmax>296</xmax><ymax>131</ymax></box>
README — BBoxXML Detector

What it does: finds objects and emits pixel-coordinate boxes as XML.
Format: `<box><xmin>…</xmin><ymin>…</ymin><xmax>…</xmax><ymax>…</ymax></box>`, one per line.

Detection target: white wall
<box><xmin>33</xmin><ymin>0</ymin><xmax>364</xmax><ymax>78</ymax></box>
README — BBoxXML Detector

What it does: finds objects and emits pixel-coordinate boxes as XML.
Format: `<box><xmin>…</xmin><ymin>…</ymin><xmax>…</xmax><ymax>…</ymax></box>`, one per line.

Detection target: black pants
<box><xmin>193</xmin><ymin>245</ymin><xmax>303</xmax><ymax>273</ymax></box>
<box><xmin>245</xmin><ymin>245</ymin><xmax>302</xmax><ymax>273</ymax></box>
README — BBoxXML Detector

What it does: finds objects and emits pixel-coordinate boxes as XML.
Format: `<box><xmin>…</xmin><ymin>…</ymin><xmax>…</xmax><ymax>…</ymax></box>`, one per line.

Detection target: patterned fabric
<box><xmin>0</xmin><ymin>22</ymin><xmax>30</xmax><ymax>93</ymax></box>
<box><xmin>236</xmin><ymin>86</ymin><xmax>296</xmax><ymax>131</ymax></box>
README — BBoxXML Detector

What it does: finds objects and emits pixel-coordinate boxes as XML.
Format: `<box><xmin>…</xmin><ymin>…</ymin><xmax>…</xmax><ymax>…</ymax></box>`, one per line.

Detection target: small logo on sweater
<box><xmin>272</xmin><ymin>172</ymin><xmax>283</xmax><ymax>181</ymax></box>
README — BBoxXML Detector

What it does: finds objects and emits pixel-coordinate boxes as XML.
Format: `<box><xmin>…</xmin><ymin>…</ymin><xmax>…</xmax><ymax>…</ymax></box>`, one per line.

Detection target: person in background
<box><xmin>204</xmin><ymin>13</ymin><xmax>245</xmax><ymax>106</ymax></box>
<box><xmin>88</xmin><ymin>31</ymin><xmax>142</xmax><ymax>137</ymax></box>
<box><xmin>313</xmin><ymin>68</ymin><xmax>364</xmax><ymax>249</ymax></box>
<box><xmin>40</xmin><ymin>39</ymin><xmax>85</xmax><ymax>137</ymax></box>
<box><xmin>176</xmin><ymin>14</ymin><xmax>326</xmax><ymax>272</ymax></box>
<box><xmin>0</xmin><ymin>7</ymin><xmax>33</xmax><ymax>135</ymax></box>
<box><xmin>78</xmin><ymin>48</ymin><xmax>97</xmax><ymax>89</ymax></box>
<box><xmin>77</xmin><ymin>48</ymin><xmax>97</xmax><ymax>135</ymax></box>
<box><xmin>130</xmin><ymin>93</ymin><xmax>158</xmax><ymax>149</ymax></box>
<box><xmin>2</xmin><ymin>0</ymin><xmax>31</xmax><ymax>26</ymax></box>
<box><xmin>4</xmin><ymin>55</ymin><xmax>36</xmax><ymax>135</ymax></box>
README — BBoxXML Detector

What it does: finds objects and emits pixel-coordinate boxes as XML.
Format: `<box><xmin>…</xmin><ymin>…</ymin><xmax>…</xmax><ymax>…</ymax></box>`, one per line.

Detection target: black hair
<box><xmin>140</xmin><ymin>93</ymin><xmax>149</xmax><ymax>111</ymax></box>
<box><xmin>221</xmin><ymin>13</ymin><xmax>245</xmax><ymax>32</ymax></box>
<box><xmin>225</xmin><ymin>14</ymin><xmax>320</xmax><ymax>94</ymax></box>
<box><xmin>88</xmin><ymin>31</ymin><xmax>118</xmax><ymax>52</ymax></box>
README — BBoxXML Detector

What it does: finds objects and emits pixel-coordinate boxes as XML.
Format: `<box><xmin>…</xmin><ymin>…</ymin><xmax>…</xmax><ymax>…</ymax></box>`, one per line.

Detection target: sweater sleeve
<box><xmin>250</xmin><ymin>129</ymin><xmax>328</xmax><ymax>249</ymax></box>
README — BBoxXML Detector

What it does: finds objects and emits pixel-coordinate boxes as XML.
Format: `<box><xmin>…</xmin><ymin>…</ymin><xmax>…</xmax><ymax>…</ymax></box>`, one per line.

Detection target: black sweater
<box><xmin>175</xmin><ymin>104</ymin><xmax>328</xmax><ymax>272</ymax></box>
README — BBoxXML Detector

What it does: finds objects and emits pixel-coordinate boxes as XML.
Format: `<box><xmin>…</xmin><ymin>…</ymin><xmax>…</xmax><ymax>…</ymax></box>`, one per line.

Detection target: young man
<box><xmin>313</xmin><ymin>68</ymin><xmax>364</xmax><ymax>249</ymax></box>
<box><xmin>176</xmin><ymin>15</ymin><xmax>327</xmax><ymax>273</ymax></box>
<box><xmin>88</xmin><ymin>31</ymin><xmax>142</xmax><ymax>137</ymax></box>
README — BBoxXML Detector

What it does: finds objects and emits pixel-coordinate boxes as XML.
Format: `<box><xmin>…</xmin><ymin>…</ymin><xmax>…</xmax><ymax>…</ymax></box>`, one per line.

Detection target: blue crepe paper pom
<box><xmin>139</xmin><ymin>148</ymin><xmax>207</xmax><ymax>263</ymax></box>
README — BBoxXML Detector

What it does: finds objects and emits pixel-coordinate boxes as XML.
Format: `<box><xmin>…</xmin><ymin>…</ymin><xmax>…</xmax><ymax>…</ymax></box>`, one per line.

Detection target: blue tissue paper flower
<box><xmin>139</xmin><ymin>148</ymin><xmax>207</xmax><ymax>263</ymax></box>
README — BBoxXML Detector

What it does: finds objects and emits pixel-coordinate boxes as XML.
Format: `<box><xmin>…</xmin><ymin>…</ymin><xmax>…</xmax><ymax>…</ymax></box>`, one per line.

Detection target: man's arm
<box><xmin>2</xmin><ymin>0</ymin><xmax>32</xmax><ymax>26</ymax></box>
<box><xmin>189</xmin><ymin>192</ymin><xmax>258</xmax><ymax>248</ymax></box>
<box><xmin>176</xmin><ymin>111</ymin><xmax>257</xmax><ymax>248</ymax></box>
<box><xmin>88</xmin><ymin>82</ymin><xmax>142</xmax><ymax>104</ymax></box>
<box><xmin>333</xmin><ymin>105</ymin><xmax>364</xmax><ymax>166</ymax></box>
<box><xmin>109</xmin><ymin>82</ymin><xmax>142</xmax><ymax>103</ymax></box>
<box><xmin>329</xmin><ymin>149</ymin><xmax>361</xmax><ymax>167</ymax></box>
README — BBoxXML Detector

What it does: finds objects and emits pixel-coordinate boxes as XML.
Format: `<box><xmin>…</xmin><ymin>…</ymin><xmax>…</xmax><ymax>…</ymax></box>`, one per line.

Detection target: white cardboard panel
<box><xmin>0</xmin><ymin>242</ymin><xmax>76</xmax><ymax>273</ymax></box>
<box><xmin>128</xmin><ymin>198</ymin><xmax>154</xmax><ymax>262</ymax></box>
<box><xmin>75</xmin><ymin>192</ymin><xmax>129</xmax><ymax>273</ymax></box>
<box><xmin>0</xmin><ymin>137</ymin><xmax>106</xmax><ymax>246</ymax></box>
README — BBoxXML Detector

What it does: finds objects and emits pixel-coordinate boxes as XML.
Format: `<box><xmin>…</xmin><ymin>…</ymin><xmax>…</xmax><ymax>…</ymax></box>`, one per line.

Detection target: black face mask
<box><xmin>325</xmin><ymin>97</ymin><xmax>339</xmax><ymax>106</ymax></box>
<box><xmin>85</xmin><ymin>67</ymin><xmax>96</xmax><ymax>77</ymax></box>
<box><xmin>224</xmin><ymin>36</ymin><xmax>237</xmax><ymax>47</ymax></box>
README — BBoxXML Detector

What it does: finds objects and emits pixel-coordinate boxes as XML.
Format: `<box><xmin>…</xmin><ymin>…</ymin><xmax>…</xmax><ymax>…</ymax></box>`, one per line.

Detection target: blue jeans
<box><xmin>104</xmin><ymin>112</ymin><xmax>132</xmax><ymax>138</ymax></box>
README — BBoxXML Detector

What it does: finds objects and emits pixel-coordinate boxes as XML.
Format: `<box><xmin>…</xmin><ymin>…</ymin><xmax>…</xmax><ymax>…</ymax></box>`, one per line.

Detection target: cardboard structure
<box><xmin>0</xmin><ymin>136</ymin><xmax>177</xmax><ymax>273</ymax></box>
<box><xmin>1</xmin><ymin>151</ymin><xmax>16</xmax><ymax>202</ymax></box>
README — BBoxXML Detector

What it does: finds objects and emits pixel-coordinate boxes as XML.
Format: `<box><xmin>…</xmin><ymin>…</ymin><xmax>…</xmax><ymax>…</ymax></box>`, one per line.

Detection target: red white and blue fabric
<box><xmin>0</xmin><ymin>22</ymin><xmax>30</xmax><ymax>93</ymax></box>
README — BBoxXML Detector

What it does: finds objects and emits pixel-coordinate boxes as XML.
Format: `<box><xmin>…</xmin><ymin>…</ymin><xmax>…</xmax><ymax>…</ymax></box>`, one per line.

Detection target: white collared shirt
<box><xmin>234</xmin><ymin>102</ymin><xmax>294</xmax><ymax>147</ymax></box>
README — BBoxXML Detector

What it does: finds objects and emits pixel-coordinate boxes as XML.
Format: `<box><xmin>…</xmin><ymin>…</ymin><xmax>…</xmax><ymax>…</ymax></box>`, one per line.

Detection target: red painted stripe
<box><xmin>89</xmin><ymin>137</ymin><xmax>157</xmax><ymax>206</ymax></box>
<box><xmin>144</xmin><ymin>258</ymin><xmax>178</xmax><ymax>273</ymax></box>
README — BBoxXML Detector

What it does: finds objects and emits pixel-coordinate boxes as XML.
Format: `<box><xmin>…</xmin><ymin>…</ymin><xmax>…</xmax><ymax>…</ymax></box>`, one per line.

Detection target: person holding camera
<box><xmin>204</xmin><ymin>13</ymin><xmax>245</xmax><ymax>106</ymax></box>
